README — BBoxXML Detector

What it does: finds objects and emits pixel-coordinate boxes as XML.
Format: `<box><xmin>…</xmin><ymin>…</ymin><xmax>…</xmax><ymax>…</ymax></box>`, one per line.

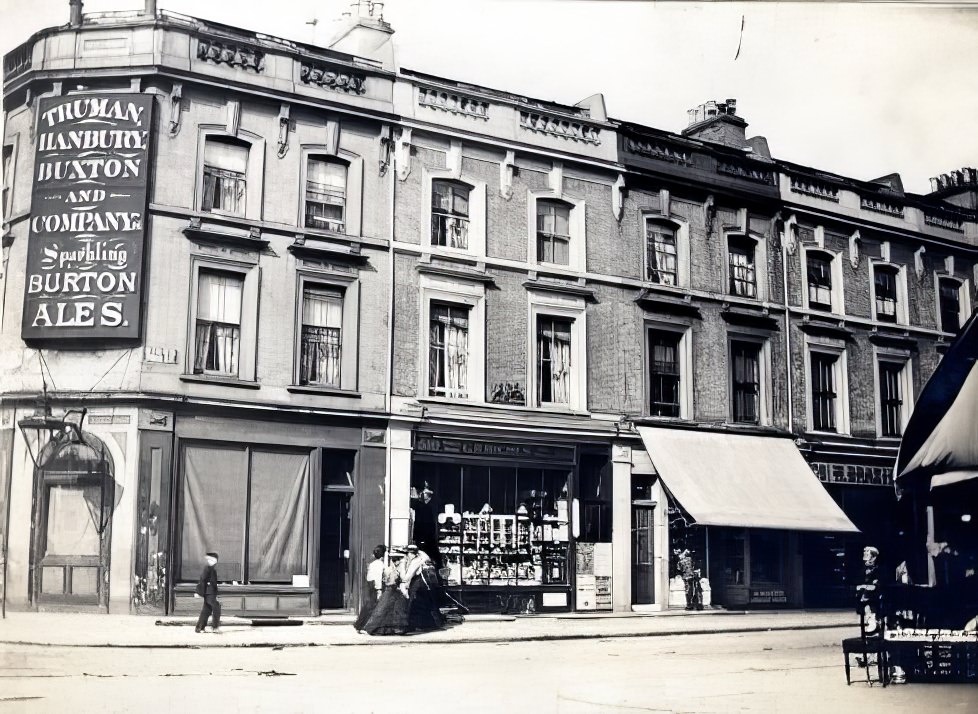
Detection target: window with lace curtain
<box><xmin>806</xmin><ymin>251</ymin><xmax>834</xmax><ymax>311</ymax></box>
<box><xmin>431</xmin><ymin>180</ymin><xmax>470</xmax><ymax>249</ymax></box>
<box><xmin>873</xmin><ymin>265</ymin><xmax>899</xmax><ymax>323</ymax></box>
<box><xmin>646</xmin><ymin>222</ymin><xmax>678</xmax><ymax>286</ymax></box>
<box><xmin>299</xmin><ymin>287</ymin><xmax>343</xmax><ymax>387</ymax></box>
<box><xmin>304</xmin><ymin>158</ymin><xmax>347</xmax><ymax>232</ymax></box>
<box><xmin>728</xmin><ymin>236</ymin><xmax>757</xmax><ymax>298</ymax></box>
<box><xmin>428</xmin><ymin>302</ymin><xmax>469</xmax><ymax>399</ymax></box>
<box><xmin>193</xmin><ymin>270</ymin><xmax>243</xmax><ymax>376</ymax></box>
<box><xmin>536</xmin><ymin>316</ymin><xmax>572</xmax><ymax>405</ymax></box>
<box><xmin>201</xmin><ymin>137</ymin><xmax>249</xmax><ymax>217</ymax></box>
<box><xmin>536</xmin><ymin>200</ymin><xmax>571</xmax><ymax>266</ymax></box>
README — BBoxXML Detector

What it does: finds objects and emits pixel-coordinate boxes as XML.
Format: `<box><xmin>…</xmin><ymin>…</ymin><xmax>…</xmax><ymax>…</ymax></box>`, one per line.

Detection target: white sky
<box><xmin>2</xmin><ymin>0</ymin><xmax>977</xmax><ymax>194</ymax></box>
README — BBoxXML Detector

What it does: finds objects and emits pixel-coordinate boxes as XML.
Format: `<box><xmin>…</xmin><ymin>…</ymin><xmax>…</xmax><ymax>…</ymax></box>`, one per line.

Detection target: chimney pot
<box><xmin>69</xmin><ymin>0</ymin><xmax>83</xmax><ymax>27</ymax></box>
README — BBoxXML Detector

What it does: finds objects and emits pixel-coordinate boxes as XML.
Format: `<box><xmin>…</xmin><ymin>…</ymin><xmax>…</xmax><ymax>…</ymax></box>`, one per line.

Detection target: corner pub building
<box><xmin>0</xmin><ymin>2</ymin><xmax>396</xmax><ymax>617</ymax></box>
<box><xmin>3</xmin><ymin>2</ymin><xmax>978</xmax><ymax>619</ymax></box>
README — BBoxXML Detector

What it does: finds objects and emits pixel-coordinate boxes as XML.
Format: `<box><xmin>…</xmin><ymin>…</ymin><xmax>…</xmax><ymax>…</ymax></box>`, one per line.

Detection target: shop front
<box><xmin>166</xmin><ymin>413</ymin><xmax>385</xmax><ymax>618</ymax></box>
<box><xmin>409</xmin><ymin>432</ymin><xmax>612</xmax><ymax>614</ymax></box>
<box><xmin>636</xmin><ymin>426</ymin><xmax>859</xmax><ymax>609</ymax></box>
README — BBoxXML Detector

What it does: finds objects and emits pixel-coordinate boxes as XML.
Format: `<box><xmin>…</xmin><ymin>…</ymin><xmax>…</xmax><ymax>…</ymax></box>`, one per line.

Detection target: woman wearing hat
<box><xmin>362</xmin><ymin>547</ymin><xmax>412</xmax><ymax>636</ymax></box>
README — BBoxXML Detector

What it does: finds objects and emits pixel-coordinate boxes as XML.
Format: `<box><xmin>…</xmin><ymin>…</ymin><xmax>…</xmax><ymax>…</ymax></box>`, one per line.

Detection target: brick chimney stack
<box><xmin>682</xmin><ymin>98</ymin><xmax>748</xmax><ymax>150</ymax></box>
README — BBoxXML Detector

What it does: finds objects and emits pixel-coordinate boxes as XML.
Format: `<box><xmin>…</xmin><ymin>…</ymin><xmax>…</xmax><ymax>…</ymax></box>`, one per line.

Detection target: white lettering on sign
<box><xmin>41</xmin><ymin>98</ymin><xmax>145</xmax><ymax>127</ymax></box>
<box><xmin>22</xmin><ymin>93</ymin><xmax>153</xmax><ymax>342</ymax></box>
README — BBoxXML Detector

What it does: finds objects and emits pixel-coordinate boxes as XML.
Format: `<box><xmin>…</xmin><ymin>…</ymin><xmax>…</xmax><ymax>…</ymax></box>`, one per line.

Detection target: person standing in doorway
<box><xmin>677</xmin><ymin>549</ymin><xmax>703</xmax><ymax>611</ymax></box>
<box><xmin>354</xmin><ymin>544</ymin><xmax>387</xmax><ymax>632</ymax></box>
<box><xmin>194</xmin><ymin>551</ymin><xmax>221</xmax><ymax>633</ymax></box>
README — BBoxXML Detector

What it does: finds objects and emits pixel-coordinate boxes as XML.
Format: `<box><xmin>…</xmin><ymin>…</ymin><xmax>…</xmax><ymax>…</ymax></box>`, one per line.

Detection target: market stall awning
<box><xmin>637</xmin><ymin>427</ymin><xmax>859</xmax><ymax>532</ymax></box>
<box><xmin>896</xmin><ymin>312</ymin><xmax>978</xmax><ymax>492</ymax></box>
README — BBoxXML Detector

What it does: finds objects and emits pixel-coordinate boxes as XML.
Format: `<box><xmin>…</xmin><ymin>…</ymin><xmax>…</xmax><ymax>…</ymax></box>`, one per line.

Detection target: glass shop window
<box><xmin>750</xmin><ymin>530</ymin><xmax>783</xmax><ymax>585</ymax></box>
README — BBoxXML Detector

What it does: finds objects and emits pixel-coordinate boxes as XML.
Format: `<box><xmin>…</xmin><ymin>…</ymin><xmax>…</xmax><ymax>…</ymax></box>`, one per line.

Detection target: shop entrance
<box><xmin>631</xmin><ymin>503</ymin><xmax>655</xmax><ymax>604</ymax></box>
<box><xmin>319</xmin><ymin>451</ymin><xmax>355</xmax><ymax>611</ymax></box>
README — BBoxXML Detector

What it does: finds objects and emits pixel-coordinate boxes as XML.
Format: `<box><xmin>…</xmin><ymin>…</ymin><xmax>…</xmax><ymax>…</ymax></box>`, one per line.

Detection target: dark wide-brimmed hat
<box><xmin>206</xmin><ymin>551</ymin><xmax>220</xmax><ymax>559</ymax></box>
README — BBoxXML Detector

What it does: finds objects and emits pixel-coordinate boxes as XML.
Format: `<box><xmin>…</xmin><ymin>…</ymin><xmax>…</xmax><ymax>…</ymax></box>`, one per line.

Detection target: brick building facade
<box><xmin>2</xmin><ymin>3</ymin><xmax>976</xmax><ymax>616</ymax></box>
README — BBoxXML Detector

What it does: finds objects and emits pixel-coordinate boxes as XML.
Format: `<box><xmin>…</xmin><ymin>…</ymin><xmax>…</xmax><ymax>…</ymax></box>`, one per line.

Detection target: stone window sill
<box><xmin>287</xmin><ymin>384</ymin><xmax>361</xmax><ymax>398</ymax></box>
<box><xmin>180</xmin><ymin>374</ymin><xmax>261</xmax><ymax>390</ymax></box>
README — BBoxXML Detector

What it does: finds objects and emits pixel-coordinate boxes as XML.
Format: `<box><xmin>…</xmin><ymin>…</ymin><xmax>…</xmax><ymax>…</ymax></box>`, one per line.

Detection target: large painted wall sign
<box><xmin>22</xmin><ymin>94</ymin><xmax>154</xmax><ymax>342</ymax></box>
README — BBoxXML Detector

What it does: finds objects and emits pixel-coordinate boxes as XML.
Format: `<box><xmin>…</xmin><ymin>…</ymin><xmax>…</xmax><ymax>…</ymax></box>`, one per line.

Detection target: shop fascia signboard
<box><xmin>21</xmin><ymin>94</ymin><xmax>154</xmax><ymax>342</ymax></box>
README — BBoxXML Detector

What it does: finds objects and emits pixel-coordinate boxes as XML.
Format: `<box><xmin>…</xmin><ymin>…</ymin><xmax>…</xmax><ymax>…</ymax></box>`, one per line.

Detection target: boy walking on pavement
<box><xmin>195</xmin><ymin>551</ymin><xmax>221</xmax><ymax>633</ymax></box>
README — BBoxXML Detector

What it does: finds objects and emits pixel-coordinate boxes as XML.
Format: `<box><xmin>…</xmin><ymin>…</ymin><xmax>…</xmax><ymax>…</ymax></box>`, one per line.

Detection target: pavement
<box><xmin>0</xmin><ymin>608</ymin><xmax>857</xmax><ymax>648</ymax></box>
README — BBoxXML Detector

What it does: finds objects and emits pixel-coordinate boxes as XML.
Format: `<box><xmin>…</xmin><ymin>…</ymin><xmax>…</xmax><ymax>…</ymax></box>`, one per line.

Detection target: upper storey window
<box><xmin>728</xmin><ymin>236</ymin><xmax>757</xmax><ymax>298</ymax></box>
<box><xmin>646</xmin><ymin>222</ymin><xmax>678</xmax><ymax>286</ymax></box>
<box><xmin>873</xmin><ymin>265</ymin><xmax>899</xmax><ymax>323</ymax></box>
<box><xmin>536</xmin><ymin>200</ymin><xmax>572</xmax><ymax>266</ymax></box>
<box><xmin>431</xmin><ymin>180</ymin><xmax>471</xmax><ymax>250</ymax></box>
<box><xmin>304</xmin><ymin>158</ymin><xmax>348</xmax><ymax>233</ymax></box>
<box><xmin>806</xmin><ymin>251</ymin><xmax>834</xmax><ymax>312</ymax></box>
<box><xmin>202</xmin><ymin>137</ymin><xmax>249</xmax><ymax>217</ymax></box>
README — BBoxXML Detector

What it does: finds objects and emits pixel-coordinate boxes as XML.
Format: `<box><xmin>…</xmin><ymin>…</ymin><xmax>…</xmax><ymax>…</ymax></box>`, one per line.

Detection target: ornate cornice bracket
<box><xmin>612</xmin><ymin>174</ymin><xmax>626</xmax><ymax>221</ymax></box>
<box><xmin>167</xmin><ymin>82</ymin><xmax>183</xmax><ymax>137</ymax></box>
<box><xmin>500</xmin><ymin>150</ymin><xmax>516</xmax><ymax>200</ymax></box>
<box><xmin>395</xmin><ymin>128</ymin><xmax>412</xmax><ymax>182</ymax></box>
<box><xmin>849</xmin><ymin>230</ymin><xmax>861</xmax><ymax>269</ymax></box>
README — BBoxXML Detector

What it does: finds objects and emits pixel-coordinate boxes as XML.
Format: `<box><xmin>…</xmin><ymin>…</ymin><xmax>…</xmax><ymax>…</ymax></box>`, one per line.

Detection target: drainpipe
<box><xmin>383</xmin><ymin>126</ymin><xmax>397</xmax><ymax>552</ymax></box>
<box><xmin>780</xmin><ymin>214</ymin><xmax>794</xmax><ymax>434</ymax></box>
<box><xmin>69</xmin><ymin>0</ymin><xmax>83</xmax><ymax>27</ymax></box>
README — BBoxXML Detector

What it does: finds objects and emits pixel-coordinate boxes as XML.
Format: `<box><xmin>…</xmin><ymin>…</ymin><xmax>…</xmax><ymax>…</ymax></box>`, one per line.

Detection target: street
<box><xmin>1</xmin><ymin>628</ymin><xmax>974</xmax><ymax>713</ymax></box>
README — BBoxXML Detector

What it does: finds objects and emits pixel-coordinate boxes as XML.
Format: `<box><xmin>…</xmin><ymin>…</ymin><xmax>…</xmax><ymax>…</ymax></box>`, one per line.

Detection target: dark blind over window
<box><xmin>939</xmin><ymin>278</ymin><xmax>962</xmax><ymax>334</ymax></box>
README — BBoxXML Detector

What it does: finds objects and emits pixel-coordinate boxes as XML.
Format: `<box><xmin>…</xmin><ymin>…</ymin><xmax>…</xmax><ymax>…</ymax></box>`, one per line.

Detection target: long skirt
<box><xmin>363</xmin><ymin>586</ymin><xmax>410</xmax><ymax>636</ymax></box>
<box><xmin>407</xmin><ymin>577</ymin><xmax>446</xmax><ymax>632</ymax></box>
<box><xmin>353</xmin><ymin>587</ymin><xmax>379</xmax><ymax>632</ymax></box>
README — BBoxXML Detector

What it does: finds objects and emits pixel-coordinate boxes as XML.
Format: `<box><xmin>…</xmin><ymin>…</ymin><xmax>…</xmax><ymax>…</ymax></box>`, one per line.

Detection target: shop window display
<box><xmin>411</xmin><ymin>465</ymin><xmax>571</xmax><ymax>588</ymax></box>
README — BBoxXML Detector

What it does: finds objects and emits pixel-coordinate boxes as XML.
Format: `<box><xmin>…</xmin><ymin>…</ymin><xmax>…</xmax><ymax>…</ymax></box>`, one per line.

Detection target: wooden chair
<box><xmin>842</xmin><ymin>604</ymin><xmax>888</xmax><ymax>686</ymax></box>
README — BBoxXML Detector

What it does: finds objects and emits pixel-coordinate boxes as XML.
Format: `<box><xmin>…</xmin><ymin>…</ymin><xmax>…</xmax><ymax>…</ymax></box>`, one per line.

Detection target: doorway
<box><xmin>30</xmin><ymin>433</ymin><xmax>115</xmax><ymax>611</ymax></box>
<box><xmin>319</xmin><ymin>450</ymin><xmax>355</xmax><ymax>611</ymax></box>
<box><xmin>632</xmin><ymin>502</ymin><xmax>656</xmax><ymax>605</ymax></box>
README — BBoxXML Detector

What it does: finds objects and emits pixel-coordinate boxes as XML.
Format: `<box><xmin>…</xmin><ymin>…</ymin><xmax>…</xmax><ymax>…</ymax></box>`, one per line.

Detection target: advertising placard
<box><xmin>22</xmin><ymin>94</ymin><xmax>154</xmax><ymax>342</ymax></box>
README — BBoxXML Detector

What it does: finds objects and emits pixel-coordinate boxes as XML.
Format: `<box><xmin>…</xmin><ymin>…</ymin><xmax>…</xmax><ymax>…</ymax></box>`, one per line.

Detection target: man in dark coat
<box><xmin>195</xmin><ymin>551</ymin><xmax>221</xmax><ymax>633</ymax></box>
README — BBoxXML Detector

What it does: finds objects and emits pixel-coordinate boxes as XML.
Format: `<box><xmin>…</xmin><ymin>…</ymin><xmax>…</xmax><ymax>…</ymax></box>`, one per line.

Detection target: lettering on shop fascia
<box><xmin>299</xmin><ymin>62</ymin><xmax>367</xmax><ymax>95</ymax></box>
<box><xmin>750</xmin><ymin>589</ymin><xmax>787</xmax><ymax>604</ymax></box>
<box><xmin>196</xmin><ymin>38</ymin><xmax>265</xmax><ymax>73</ymax></box>
<box><xmin>22</xmin><ymin>94</ymin><xmax>153</xmax><ymax>342</ymax></box>
<box><xmin>812</xmin><ymin>461</ymin><xmax>894</xmax><ymax>487</ymax></box>
<box><xmin>414</xmin><ymin>436</ymin><xmax>575</xmax><ymax>463</ymax></box>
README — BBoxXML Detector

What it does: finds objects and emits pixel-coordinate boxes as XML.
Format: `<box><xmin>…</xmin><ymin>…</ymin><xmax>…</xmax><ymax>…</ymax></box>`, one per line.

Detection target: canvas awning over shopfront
<box><xmin>896</xmin><ymin>312</ymin><xmax>978</xmax><ymax>493</ymax></box>
<box><xmin>637</xmin><ymin>427</ymin><xmax>859</xmax><ymax>532</ymax></box>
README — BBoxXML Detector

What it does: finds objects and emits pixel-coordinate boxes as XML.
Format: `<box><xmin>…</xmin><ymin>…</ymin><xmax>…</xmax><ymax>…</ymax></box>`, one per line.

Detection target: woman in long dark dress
<box><xmin>362</xmin><ymin>559</ymin><xmax>409</xmax><ymax>636</ymax></box>
<box><xmin>405</xmin><ymin>548</ymin><xmax>446</xmax><ymax>632</ymax></box>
